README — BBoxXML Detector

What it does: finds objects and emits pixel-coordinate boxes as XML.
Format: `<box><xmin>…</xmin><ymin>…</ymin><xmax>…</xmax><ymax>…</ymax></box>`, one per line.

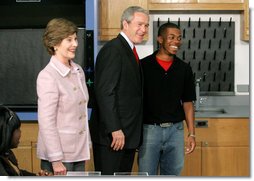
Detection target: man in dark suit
<box><xmin>89</xmin><ymin>6</ymin><xmax>149</xmax><ymax>175</ymax></box>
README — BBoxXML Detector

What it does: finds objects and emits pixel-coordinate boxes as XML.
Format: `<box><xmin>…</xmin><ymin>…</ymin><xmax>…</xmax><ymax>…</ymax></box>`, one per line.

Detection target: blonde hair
<box><xmin>43</xmin><ymin>18</ymin><xmax>78</xmax><ymax>55</ymax></box>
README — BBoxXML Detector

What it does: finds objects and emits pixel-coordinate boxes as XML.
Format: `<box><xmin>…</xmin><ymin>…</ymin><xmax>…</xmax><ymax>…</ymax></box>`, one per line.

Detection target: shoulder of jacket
<box><xmin>141</xmin><ymin>53</ymin><xmax>154</xmax><ymax>63</ymax></box>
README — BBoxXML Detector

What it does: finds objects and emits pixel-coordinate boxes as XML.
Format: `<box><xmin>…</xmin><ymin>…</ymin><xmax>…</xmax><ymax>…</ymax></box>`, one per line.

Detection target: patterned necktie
<box><xmin>133</xmin><ymin>46</ymin><xmax>139</xmax><ymax>63</ymax></box>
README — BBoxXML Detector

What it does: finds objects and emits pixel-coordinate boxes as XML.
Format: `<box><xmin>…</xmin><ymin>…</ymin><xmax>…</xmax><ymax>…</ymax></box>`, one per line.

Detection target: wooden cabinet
<box><xmin>85</xmin><ymin>148</ymin><xmax>95</xmax><ymax>172</ymax></box>
<box><xmin>198</xmin><ymin>0</ymin><xmax>243</xmax><ymax>3</ymax></box>
<box><xmin>12</xmin><ymin>141</ymin><xmax>33</xmax><ymax>172</ymax></box>
<box><xmin>13</xmin><ymin>123</ymin><xmax>39</xmax><ymax>173</ymax></box>
<box><xmin>241</xmin><ymin>0</ymin><xmax>249</xmax><ymax>40</ymax></box>
<box><xmin>148</xmin><ymin>0</ymin><xmax>249</xmax><ymax>41</ymax></box>
<box><xmin>181</xmin><ymin>142</ymin><xmax>202</xmax><ymax>176</ymax></box>
<box><xmin>150</xmin><ymin>0</ymin><xmax>243</xmax><ymax>3</ymax></box>
<box><xmin>150</xmin><ymin>0</ymin><xmax>197</xmax><ymax>3</ymax></box>
<box><xmin>131</xmin><ymin>150</ymin><xmax>139</xmax><ymax>172</ymax></box>
<box><xmin>148</xmin><ymin>0</ymin><xmax>246</xmax><ymax>9</ymax></box>
<box><xmin>99</xmin><ymin>0</ymin><xmax>147</xmax><ymax>41</ymax></box>
<box><xmin>99</xmin><ymin>0</ymin><xmax>249</xmax><ymax>41</ymax></box>
<box><xmin>202</xmin><ymin>144</ymin><xmax>249</xmax><ymax>176</ymax></box>
<box><xmin>15</xmin><ymin>119</ymin><xmax>250</xmax><ymax>176</ymax></box>
<box><xmin>19</xmin><ymin>122</ymin><xmax>38</xmax><ymax>143</ymax></box>
<box><xmin>181</xmin><ymin>118</ymin><xmax>250</xmax><ymax>176</ymax></box>
<box><xmin>32</xmin><ymin>142</ymin><xmax>40</xmax><ymax>173</ymax></box>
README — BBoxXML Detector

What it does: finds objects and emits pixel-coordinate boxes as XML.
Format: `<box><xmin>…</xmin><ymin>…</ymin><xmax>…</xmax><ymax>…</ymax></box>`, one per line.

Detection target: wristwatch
<box><xmin>188</xmin><ymin>133</ymin><xmax>196</xmax><ymax>138</ymax></box>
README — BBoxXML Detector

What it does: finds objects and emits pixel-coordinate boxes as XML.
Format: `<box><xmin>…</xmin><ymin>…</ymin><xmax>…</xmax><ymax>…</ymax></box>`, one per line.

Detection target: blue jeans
<box><xmin>138</xmin><ymin>122</ymin><xmax>184</xmax><ymax>176</ymax></box>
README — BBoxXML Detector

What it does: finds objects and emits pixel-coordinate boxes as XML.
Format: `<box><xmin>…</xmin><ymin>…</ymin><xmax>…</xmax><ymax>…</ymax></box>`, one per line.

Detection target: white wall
<box><xmin>136</xmin><ymin>12</ymin><xmax>249</xmax><ymax>95</ymax></box>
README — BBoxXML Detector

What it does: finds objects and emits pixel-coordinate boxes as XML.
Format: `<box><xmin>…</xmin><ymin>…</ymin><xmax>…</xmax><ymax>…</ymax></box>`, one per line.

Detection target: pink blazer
<box><xmin>36</xmin><ymin>56</ymin><xmax>90</xmax><ymax>162</ymax></box>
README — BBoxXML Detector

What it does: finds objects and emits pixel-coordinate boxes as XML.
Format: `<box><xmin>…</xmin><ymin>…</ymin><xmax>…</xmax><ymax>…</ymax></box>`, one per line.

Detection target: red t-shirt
<box><xmin>156</xmin><ymin>57</ymin><xmax>173</xmax><ymax>71</ymax></box>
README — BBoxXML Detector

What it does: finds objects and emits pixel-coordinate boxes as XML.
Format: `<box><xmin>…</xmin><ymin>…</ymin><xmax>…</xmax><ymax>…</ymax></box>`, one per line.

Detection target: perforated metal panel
<box><xmin>153</xmin><ymin>18</ymin><xmax>235</xmax><ymax>95</ymax></box>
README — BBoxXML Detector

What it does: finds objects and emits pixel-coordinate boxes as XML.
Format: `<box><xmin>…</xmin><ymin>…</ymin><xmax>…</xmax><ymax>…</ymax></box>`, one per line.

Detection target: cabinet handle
<box><xmin>195</xmin><ymin>120</ymin><xmax>208</xmax><ymax>128</ymax></box>
<box><xmin>203</xmin><ymin>141</ymin><xmax>209</xmax><ymax>147</ymax></box>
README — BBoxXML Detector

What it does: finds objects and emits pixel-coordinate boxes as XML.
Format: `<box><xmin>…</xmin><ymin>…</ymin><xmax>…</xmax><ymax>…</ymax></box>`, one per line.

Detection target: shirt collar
<box><xmin>50</xmin><ymin>56</ymin><xmax>79</xmax><ymax>77</ymax></box>
<box><xmin>120</xmin><ymin>31</ymin><xmax>134</xmax><ymax>49</ymax></box>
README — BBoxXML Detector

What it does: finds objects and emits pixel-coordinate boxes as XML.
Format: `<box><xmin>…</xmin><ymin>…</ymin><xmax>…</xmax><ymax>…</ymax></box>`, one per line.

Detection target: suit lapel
<box><xmin>117</xmin><ymin>34</ymin><xmax>141</xmax><ymax>84</ymax></box>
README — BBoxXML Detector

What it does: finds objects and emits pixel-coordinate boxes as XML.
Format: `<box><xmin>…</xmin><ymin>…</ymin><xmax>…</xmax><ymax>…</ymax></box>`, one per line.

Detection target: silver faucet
<box><xmin>195</xmin><ymin>78</ymin><xmax>202</xmax><ymax>111</ymax></box>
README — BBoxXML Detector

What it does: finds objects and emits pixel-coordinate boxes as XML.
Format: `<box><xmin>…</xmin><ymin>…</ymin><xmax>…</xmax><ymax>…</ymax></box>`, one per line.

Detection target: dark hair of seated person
<box><xmin>0</xmin><ymin>105</ymin><xmax>36</xmax><ymax>176</ymax></box>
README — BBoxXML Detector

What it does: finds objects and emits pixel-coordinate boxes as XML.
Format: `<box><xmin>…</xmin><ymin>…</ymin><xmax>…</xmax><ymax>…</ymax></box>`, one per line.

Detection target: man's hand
<box><xmin>185</xmin><ymin>136</ymin><xmax>196</xmax><ymax>154</ymax></box>
<box><xmin>111</xmin><ymin>130</ymin><xmax>125</xmax><ymax>151</ymax></box>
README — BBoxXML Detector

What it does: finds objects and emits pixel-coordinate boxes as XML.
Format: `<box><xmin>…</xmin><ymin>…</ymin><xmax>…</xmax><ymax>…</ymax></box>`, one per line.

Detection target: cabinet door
<box><xmin>241</xmin><ymin>0</ymin><xmax>249</xmax><ymax>40</ymax></box>
<box><xmin>131</xmin><ymin>150</ymin><xmax>139</xmax><ymax>172</ymax></box>
<box><xmin>195</xmin><ymin>118</ymin><xmax>249</xmax><ymax>146</ymax></box>
<box><xmin>20</xmin><ymin>123</ymin><xmax>38</xmax><ymax>143</ymax></box>
<box><xmin>147</xmin><ymin>0</ymin><xmax>248</xmax><ymax>40</ymax></box>
<box><xmin>149</xmin><ymin>0</ymin><xmax>243</xmax><ymax>3</ymax></box>
<box><xmin>202</xmin><ymin>145</ymin><xmax>250</xmax><ymax>176</ymax></box>
<box><xmin>198</xmin><ymin>118</ymin><xmax>250</xmax><ymax>176</ymax></box>
<box><xmin>32</xmin><ymin>142</ymin><xmax>41</xmax><ymax>173</ymax></box>
<box><xmin>198</xmin><ymin>0</ymin><xmax>243</xmax><ymax>3</ymax></box>
<box><xmin>85</xmin><ymin>148</ymin><xmax>95</xmax><ymax>172</ymax></box>
<box><xmin>184</xmin><ymin>118</ymin><xmax>249</xmax><ymax>176</ymax></box>
<box><xmin>181</xmin><ymin>143</ymin><xmax>201</xmax><ymax>176</ymax></box>
<box><xmin>12</xmin><ymin>142</ymin><xmax>32</xmax><ymax>172</ymax></box>
<box><xmin>99</xmin><ymin>0</ymin><xmax>147</xmax><ymax>40</ymax></box>
<box><xmin>150</xmin><ymin>0</ymin><xmax>197</xmax><ymax>3</ymax></box>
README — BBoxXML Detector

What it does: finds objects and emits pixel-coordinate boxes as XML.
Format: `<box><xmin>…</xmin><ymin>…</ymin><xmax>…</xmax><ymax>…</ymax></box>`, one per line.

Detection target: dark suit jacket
<box><xmin>90</xmin><ymin>34</ymin><xmax>143</xmax><ymax>149</ymax></box>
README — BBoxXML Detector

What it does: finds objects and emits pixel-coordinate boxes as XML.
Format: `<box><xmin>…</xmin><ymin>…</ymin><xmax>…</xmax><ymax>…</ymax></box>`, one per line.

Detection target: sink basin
<box><xmin>195</xmin><ymin>107</ymin><xmax>226</xmax><ymax>114</ymax></box>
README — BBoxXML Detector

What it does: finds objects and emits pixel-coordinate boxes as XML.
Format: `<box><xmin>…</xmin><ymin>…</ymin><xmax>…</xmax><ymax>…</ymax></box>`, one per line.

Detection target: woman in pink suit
<box><xmin>36</xmin><ymin>18</ymin><xmax>90</xmax><ymax>176</ymax></box>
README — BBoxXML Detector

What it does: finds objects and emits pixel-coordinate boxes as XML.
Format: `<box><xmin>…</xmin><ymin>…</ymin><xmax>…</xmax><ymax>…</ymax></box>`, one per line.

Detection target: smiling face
<box><xmin>158</xmin><ymin>27</ymin><xmax>182</xmax><ymax>57</ymax></box>
<box><xmin>54</xmin><ymin>33</ymin><xmax>78</xmax><ymax>64</ymax></box>
<box><xmin>122</xmin><ymin>12</ymin><xmax>149</xmax><ymax>44</ymax></box>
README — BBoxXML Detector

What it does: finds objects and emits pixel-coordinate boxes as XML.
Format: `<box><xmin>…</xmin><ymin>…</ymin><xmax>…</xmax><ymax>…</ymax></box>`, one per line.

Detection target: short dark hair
<box><xmin>0</xmin><ymin>106</ymin><xmax>21</xmax><ymax>154</ymax></box>
<box><xmin>158</xmin><ymin>22</ymin><xmax>180</xmax><ymax>37</ymax></box>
